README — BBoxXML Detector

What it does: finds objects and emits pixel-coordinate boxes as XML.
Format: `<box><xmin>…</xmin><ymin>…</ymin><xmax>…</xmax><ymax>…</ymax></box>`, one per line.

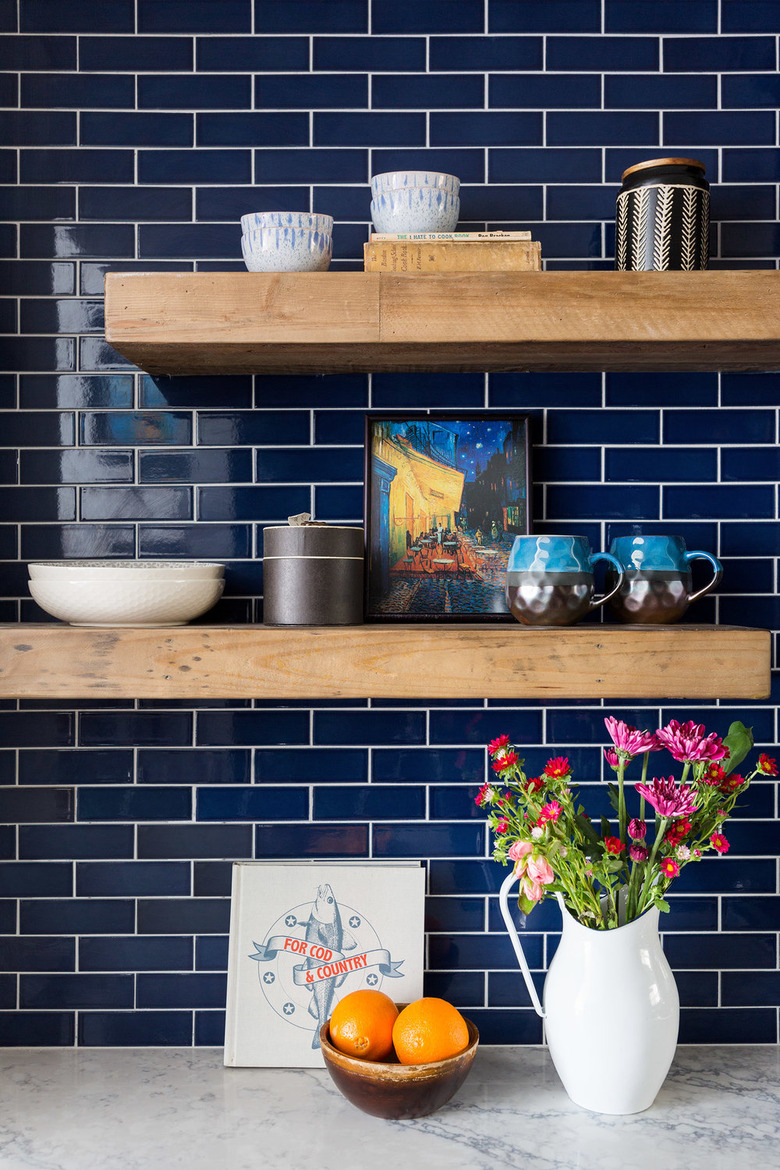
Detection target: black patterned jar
<box><xmin>614</xmin><ymin>157</ymin><xmax>709</xmax><ymax>271</ymax></box>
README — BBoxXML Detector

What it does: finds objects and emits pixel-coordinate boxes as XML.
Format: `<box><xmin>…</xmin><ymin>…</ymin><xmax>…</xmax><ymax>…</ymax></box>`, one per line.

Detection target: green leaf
<box><xmin>607</xmin><ymin>784</ymin><xmax>620</xmax><ymax>815</ymax></box>
<box><xmin>600</xmin><ymin>815</ymin><xmax>611</xmax><ymax>839</ymax></box>
<box><xmin>721</xmin><ymin>721</ymin><xmax>753</xmax><ymax>776</ymax></box>
<box><xmin>655</xmin><ymin>897</ymin><xmax>670</xmax><ymax>914</ymax></box>
<box><xmin>517</xmin><ymin>891</ymin><xmax>539</xmax><ymax>917</ymax></box>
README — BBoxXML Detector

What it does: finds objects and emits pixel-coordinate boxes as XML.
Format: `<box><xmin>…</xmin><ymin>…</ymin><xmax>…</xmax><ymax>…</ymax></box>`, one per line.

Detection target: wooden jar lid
<box><xmin>621</xmin><ymin>157</ymin><xmax>706</xmax><ymax>181</ymax></box>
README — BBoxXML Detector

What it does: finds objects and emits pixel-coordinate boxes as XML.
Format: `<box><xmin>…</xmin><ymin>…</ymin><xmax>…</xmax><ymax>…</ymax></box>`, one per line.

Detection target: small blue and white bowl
<box><xmin>241</xmin><ymin>211</ymin><xmax>334</xmax><ymax>235</ymax></box>
<box><xmin>241</xmin><ymin>226</ymin><xmax>332</xmax><ymax>272</ymax></box>
<box><xmin>370</xmin><ymin>187</ymin><xmax>460</xmax><ymax>235</ymax></box>
<box><xmin>370</xmin><ymin>171</ymin><xmax>460</xmax><ymax>196</ymax></box>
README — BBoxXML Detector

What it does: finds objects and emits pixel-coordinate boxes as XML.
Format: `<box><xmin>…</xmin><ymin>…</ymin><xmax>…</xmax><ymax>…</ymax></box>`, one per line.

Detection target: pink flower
<box><xmin>710</xmin><ymin>832</ymin><xmax>730</xmax><ymax>854</ymax></box>
<box><xmin>604</xmin><ymin>748</ymin><xmax>620</xmax><ymax>770</ymax></box>
<box><xmin>526</xmin><ymin>854</ymin><xmax>555</xmax><ymax>886</ymax></box>
<box><xmin>489</xmin><ymin>734</ymin><xmax>512</xmax><ymax>755</ymax></box>
<box><xmin>508</xmin><ymin>840</ymin><xmax>533</xmax><ymax>862</ymax></box>
<box><xmin>475</xmin><ymin>782</ymin><xmax>495</xmax><ymax>807</ymax></box>
<box><xmin>604</xmin><ymin>836</ymin><xmax>624</xmax><ymax>855</ymax></box>
<box><xmin>495</xmin><ymin>818</ymin><xmax>509</xmax><ymax>834</ymax></box>
<box><xmin>635</xmin><ymin>776</ymin><xmax>699</xmax><ymax>819</ymax></box>
<box><xmin>539</xmin><ymin>801</ymin><xmax>562</xmax><ymax>824</ymax></box>
<box><xmin>758</xmin><ymin>754</ymin><xmax>778</xmax><ymax>776</ymax></box>
<box><xmin>531</xmin><ymin>825</ymin><xmax>544</xmax><ymax>839</ymax></box>
<box><xmin>660</xmin><ymin>857</ymin><xmax>679</xmax><ymax>878</ymax></box>
<box><xmin>628</xmin><ymin>818</ymin><xmax>646</xmax><ymax>840</ymax></box>
<box><xmin>544</xmin><ymin>756</ymin><xmax>571</xmax><ymax>780</ymax></box>
<box><xmin>656</xmin><ymin>719</ymin><xmax>728</xmax><ymax>764</ymax></box>
<box><xmin>629</xmin><ymin>844</ymin><xmax>649</xmax><ymax>862</ymax></box>
<box><xmin>676</xmin><ymin>845</ymin><xmax>691</xmax><ymax>861</ymax></box>
<box><xmin>604</xmin><ymin>717</ymin><xmax>662</xmax><ymax>759</ymax></box>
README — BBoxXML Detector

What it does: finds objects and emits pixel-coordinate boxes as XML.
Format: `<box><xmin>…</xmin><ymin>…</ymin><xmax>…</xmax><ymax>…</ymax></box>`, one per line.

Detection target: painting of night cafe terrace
<box><xmin>366</xmin><ymin>414</ymin><xmax>530</xmax><ymax>619</ymax></box>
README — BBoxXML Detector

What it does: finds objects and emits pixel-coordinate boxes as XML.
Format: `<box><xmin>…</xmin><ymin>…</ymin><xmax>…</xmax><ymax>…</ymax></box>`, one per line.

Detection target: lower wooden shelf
<box><xmin>0</xmin><ymin>623</ymin><xmax>770</xmax><ymax>700</ymax></box>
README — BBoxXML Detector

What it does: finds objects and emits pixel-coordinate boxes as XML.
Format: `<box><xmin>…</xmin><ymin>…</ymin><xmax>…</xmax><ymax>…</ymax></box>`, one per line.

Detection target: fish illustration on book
<box><xmin>306</xmin><ymin>883</ymin><xmax>357</xmax><ymax>1048</ymax></box>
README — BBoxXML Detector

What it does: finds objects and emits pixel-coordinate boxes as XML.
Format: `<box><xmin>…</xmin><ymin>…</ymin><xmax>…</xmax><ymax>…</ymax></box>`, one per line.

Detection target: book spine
<box><xmin>364</xmin><ymin>240</ymin><xmax>542</xmax><ymax>273</ymax></box>
<box><xmin>369</xmin><ymin>231</ymin><xmax>532</xmax><ymax>241</ymax></box>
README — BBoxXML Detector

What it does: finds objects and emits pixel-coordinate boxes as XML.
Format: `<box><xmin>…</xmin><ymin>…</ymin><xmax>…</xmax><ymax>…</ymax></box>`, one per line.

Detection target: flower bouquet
<box><xmin>478</xmin><ymin>717</ymin><xmax>776</xmax><ymax>929</ymax></box>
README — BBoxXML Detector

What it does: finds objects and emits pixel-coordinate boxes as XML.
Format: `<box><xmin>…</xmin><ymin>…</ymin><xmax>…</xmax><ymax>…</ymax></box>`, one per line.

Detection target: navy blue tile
<box><xmin>605</xmin><ymin>73</ymin><xmax>717</xmax><ymax>109</ymax></box>
<box><xmin>431</xmin><ymin>35</ymin><xmax>541</xmax><ymax>71</ymax></box>
<box><xmin>21</xmin><ymin>899</ymin><xmax>134</xmax><ymax>935</ymax></box>
<box><xmin>0</xmin><ymin>411</ymin><xmax>73</xmax><ymax>448</ymax></box>
<box><xmin>80</xmin><ymin>936</ymin><xmax>193</xmax><ymax>972</ymax></box>
<box><xmin>255</xmin><ymin>447</ymin><xmax>362</xmax><ymax>484</ymax></box>
<box><xmin>80</xmin><ymin>486</ymin><xmax>191</xmax><ymax>522</ymax></box>
<box><xmin>722</xmin><ymin>222</ymin><xmax>780</xmax><ymax>258</ymax></box>
<box><xmin>198</xmin><ymin>35</ymin><xmax>308</xmax><ymax>71</ymax></box>
<box><xmin>20</xmin><ymin>450</ymin><xmax>133</xmax><ymax>486</ymax></box>
<box><xmin>80</xmin><ymin>187</ymin><xmax>190</xmax><ymax>224</ymax></box>
<box><xmin>140</xmin><ymin>148</ymin><xmax>250</xmax><ymax>185</ymax></box>
<box><xmin>139</xmin><ymin>0</ymin><xmax>250</xmax><ymax>32</ymax></box>
<box><xmin>313</xmin><ymin>411</ymin><xmax>367</xmax><ymax>446</ymax></box>
<box><xmin>0</xmin><ymin>185</ymin><xmax>74</xmax><ymax>222</ymax></box>
<box><xmin>711</xmin><ymin>184</ymin><xmax>777</xmax><ymax>221</ymax></box>
<box><xmin>665</xmin><ymin>36</ymin><xmax>775</xmax><ymax>73</ymax></box>
<box><xmin>16</xmin><ymin>825</ymin><xmax>150</xmax><ymax>863</ymax></box>
<box><xmin>21</xmin><ymin>223</ymin><xmax>135</xmax><ymax>259</ymax></box>
<box><xmin>0</xmin><ymin>712</ymin><xmax>74</xmax><ymax>750</ymax></box>
<box><xmin>373</xmin><ymin>822</ymin><xmax>484</xmax><ymax>858</ymax></box>
<box><xmin>532</xmin><ymin>445</ymin><xmax>600</xmax><ymax>482</ymax></box>
<box><xmin>314</xmin><ymin>785</ymin><xmax>425</xmax><ymax>821</ymax></box>
<box><xmin>547</xmin><ymin>35</ymin><xmax>658</xmax><ymax>71</ymax></box>
<box><xmin>81</xmin><ymin>412</ymin><xmax>191</xmax><ymax>447</ymax></box>
<box><xmin>674</xmin><ymin>971</ymin><xmax>719</xmax><ymax>1007</ymax></box>
<box><xmin>254</xmin><ymin>748</ymin><xmax>367</xmax><ymax>784</ymax></box>
<box><xmin>491</xmin><ymin>73</ymin><xmax>601</xmax><ymax>110</ymax></box>
<box><xmin>22</xmin><ymin>73</ymin><xmax>134</xmax><ymax>109</ymax></box>
<box><xmin>665</xmin><ymin>932</ymin><xmax>776</xmax><ymax>970</ymax></box>
<box><xmin>548</xmin><ymin>409</ymin><xmax>659</xmax><ymax>445</ymax></box>
<box><xmin>723</xmin><ymin>896</ymin><xmax>780</xmax><ymax>932</ymax></box>
<box><xmin>256</xmin><ymin>823</ymin><xmax>368</xmax><ymax>858</ymax></box>
<box><xmin>81</xmin><ymin>111</ymin><xmax>193</xmax><ymax>147</ymax></box>
<box><xmin>316</xmin><ymin>35</ymin><xmax>426</xmax><ymax>72</ymax></box>
<box><xmin>0</xmin><ymin>110</ymin><xmax>75</xmax><ymax>145</ymax></box>
<box><xmin>312</xmin><ymin>485</ymin><xmax>362</xmax><ymax>521</ymax></box>
<box><xmin>139</xmin><ymin>824</ymin><xmax>252</xmax><ymax>860</ymax></box>
<box><xmin>138</xmin><ymin>523</ymin><xmax>251</xmax><ymax>560</ymax></box>
<box><xmin>369</xmin><ymin>372</ymin><xmax>481</xmax><ymax>410</ymax></box>
<box><xmin>467</xmin><ymin>1007</ymin><xmax>542</xmax><ymax>1045</ymax></box>
<box><xmin>79</xmin><ymin>712</ymin><xmax>193</xmax><ymax>749</ymax></box>
<box><xmin>0</xmin><ymin>485</ymin><xmax>71</xmax><ymax>521</ymax></box>
<box><xmin>429</xmin><ymin>786</ymin><xmax>490</xmax><ymax>821</ymax></box>
<box><xmin>79</xmin><ymin>1010</ymin><xmax>192</xmax><ymax>1047</ymax></box>
<box><xmin>77</xmin><ymin>862</ymin><xmax>191</xmax><ymax>897</ymax></box>
<box><xmin>138</xmin><ymin>898</ymin><xmax>229</xmax><ymax>934</ymax></box>
<box><xmin>21</xmin><ymin>0</ymin><xmax>132</xmax><ymax>30</ymax></box>
<box><xmin>428</xmin><ymin>709</ymin><xmax>541</xmax><ymax>747</ymax></box>
<box><xmin>605</xmin><ymin>373</ymin><xmax>718</xmax><ymax>407</ymax></box>
<box><xmin>140</xmin><ymin>449</ymin><xmax>252</xmax><ymax>485</ymax></box>
<box><xmin>137</xmin><ymin>972</ymin><xmax>226</xmax><ymax>1008</ymax></box>
<box><xmin>197</xmin><ymin>786</ymin><xmax>307</xmax><ymax>821</ymax></box>
<box><xmin>722</xmin><ymin>521</ymin><xmax>780</xmax><ymax>557</ymax></box>
<box><xmin>722</xmin><ymin>446</ymin><xmax>780</xmax><ymax>482</ymax></box>
<box><xmin>490</xmin><ymin>0</ymin><xmax>599</xmax><ymax>30</ymax></box>
<box><xmin>432</xmin><ymin>112</ymin><xmax>543</xmax><ymax>147</ymax></box>
<box><xmin>548</xmin><ymin>111</ymin><xmax>659</xmax><ymax>147</ymax></box>
<box><xmin>143</xmin><ymin>376</ymin><xmax>251</xmax><ymax>411</ymax></box>
<box><xmin>80</xmin><ymin>34</ymin><xmax>193</xmax><ymax>72</ymax></box>
<box><xmin>606</xmin><ymin>0</ymin><xmax>716</xmax><ymax>31</ymax></box>
<box><xmin>0</xmin><ymin>1012</ymin><xmax>74</xmax><ymax>1046</ymax></box>
<box><xmin>722</xmin><ymin>0</ymin><xmax>780</xmax><ymax>30</ymax></box>
<box><xmin>426</xmin><ymin>897</ymin><xmax>485</xmax><ymax>934</ymax></box>
<box><xmin>371</xmin><ymin>148</ymin><xmax>484</xmax><ymax>183</ymax></box>
<box><xmin>139</xmin><ymin>224</ymin><xmax>240</xmax><ymax>260</ymax></box>
<box><xmin>21</xmin><ymin>974</ymin><xmax>133</xmax><ymax>1010</ymax></box>
<box><xmin>605</xmin><ymin>446</ymin><xmax>717</xmax><ymax>483</ymax></box>
<box><xmin>20</xmin><ymin>523</ymin><xmax>135</xmax><ymax>561</ymax></box>
<box><xmin>254</xmin><ymin>148</ymin><xmax>368</xmax><ymax>184</ymax></box>
<box><xmin>315</xmin><ymin>112</ymin><xmax>426</xmax><ymax>147</ymax></box>
<box><xmin>664</xmin><ymin>484</ymin><xmax>774</xmax><ymax>520</ymax></box>
<box><xmin>195</xmin><ymin>186</ymin><xmax>311</xmax><ymax>222</ymax></box>
<box><xmin>680</xmin><ymin>1008</ymin><xmax>776</xmax><ymax>1044</ymax></box>
<box><xmin>673</xmin><ymin>859</ymin><xmax>776</xmax><ymax>895</ymax></box>
<box><xmin>375</xmin><ymin>74</ymin><xmax>483</xmax><ymax>110</ymax></box>
<box><xmin>431</xmin><ymin>930</ymin><xmax>534</xmax><ymax>971</ymax></box>
<box><xmin>0</xmin><ymin>937</ymin><xmax>75</xmax><ymax>973</ymax></box>
<box><xmin>373</xmin><ymin>0</ymin><xmax>482</xmax><ymax>33</ymax></box>
<box><xmin>490</xmin><ymin>372</ymin><xmax>602</xmax><ymax>408</ymax></box>
<box><xmin>21</xmin><ymin>148</ymin><xmax>134</xmax><ymax>184</ymax></box>
<box><xmin>197</xmin><ymin>112</ymin><xmax>307</xmax><ymax>147</ymax></box>
<box><xmin>255</xmin><ymin>0</ymin><xmax>367</xmax><ymax>32</ymax></box>
<box><xmin>198</xmin><ymin>410</ymin><xmax>309</xmax><ymax>446</ymax></box>
<box><xmin>139</xmin><ymin>74</ymin><xmax>251</xmax><ymax>111</ymax></box>
<box><xmin>1</xmin><ymin>34</ymin><xmax>76</xmax><ymax>69</ymax></box>
<box><xmin>0</xmin><ymin>262</ymin><xmax>74</xmax><ymax>297</ymax></box>
<box><xmin>547</xmin><ymin>483</ymin><xmax>660</xmax><ymax>519</ymax></box>
<box><xmin>197</xmin><ymin>710</ymin><xmax>309</xmax><ymax>747</ymax></box>
<box><xmin>312</xmin><ymin>711</ymin><xmax>425</xmax><ymax>746</ymax></box>
<box><xmin>722</xmin><ymin>74</ymin><xmax>780</xmax><ymax>109</ymax></box>
<box><xmin>424</xmin><ymin>971</ymin><xmax>485</xmax><ymax>1005</ymax></box>
<box><xmin>0</xmin><ymin>862</ymin><xmax>72</xmax><ymax>897</ymax></box>
<box><xmin>256</xmin><ymin>74</ymin><xmax>368</xmax><ymax>110</ymax></box>
<box><xmin>665</xmin><ymin>112</ymin><xmax>775</xmax><ymax>147</ymax></box>
<box><xmin>78</xmin><ymin>787</ymin><xmax>192</xmax><ymax>823</ymax></box>
<box><xmin>193</xmin><ymin>863</ymin><xmax>233</xmax><ymax>896</ymax></box>
<box><xmin>199</xmin><ymin>485</ymin><xmax>309</xmax><ymax>522</ymax></box>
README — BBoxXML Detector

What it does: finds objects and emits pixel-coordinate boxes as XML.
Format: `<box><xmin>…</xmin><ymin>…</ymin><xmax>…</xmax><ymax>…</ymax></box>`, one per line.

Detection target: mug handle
<box><xmin>587</xmin><ymin>551</ymin><xmax>625</xmax><ymax>612</ymax></box>
<box><xmin>684</xmin><ymin>550</ymin><xmax>723</xmax><ymax>605</ymax></box>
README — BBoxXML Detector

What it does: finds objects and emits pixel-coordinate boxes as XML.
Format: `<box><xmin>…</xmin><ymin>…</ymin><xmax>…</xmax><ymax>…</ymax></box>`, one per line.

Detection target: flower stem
<box><xmin>617</xmin><ymin>759</ymin><xmax>627</xmax><ymax>844</ymax></box>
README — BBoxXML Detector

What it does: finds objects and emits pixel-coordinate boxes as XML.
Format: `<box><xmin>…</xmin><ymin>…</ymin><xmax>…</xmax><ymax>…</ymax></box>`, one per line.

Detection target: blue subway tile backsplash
<box><xmin>0</xmin><ymin>0</ymin><xmax>777</xmax><ymax>1051</ymax></box>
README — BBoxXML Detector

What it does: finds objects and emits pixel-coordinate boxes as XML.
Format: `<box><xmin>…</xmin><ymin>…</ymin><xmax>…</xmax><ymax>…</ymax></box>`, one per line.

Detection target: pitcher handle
<box><xmin>684</xmin><ymin>549</ymin><xmax>723</xmax><ymax>605</ymax></box>
<box><xmin>587</xmin><ymin>551</ymin><xmax>625</xmax><ymax>613</ymax></box>
<box><xmin>499</xmin><ymin>868</ymin><xmax>546</xmax><ymax>1018</ymax></box>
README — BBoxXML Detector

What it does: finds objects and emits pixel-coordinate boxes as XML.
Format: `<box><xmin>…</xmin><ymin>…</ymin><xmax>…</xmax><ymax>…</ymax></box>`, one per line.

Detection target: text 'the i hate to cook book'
<box><xmin>224</xmin><ymin>861</ymin><xmax>425</xmax><ymax>1068</ymax></box>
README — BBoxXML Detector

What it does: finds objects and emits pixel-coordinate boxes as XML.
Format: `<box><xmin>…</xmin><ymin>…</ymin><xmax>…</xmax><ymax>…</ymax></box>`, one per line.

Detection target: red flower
<box><xmin>660</xmin><ymin>857</ymin><xmax>679</xmax><ymax>878</ymax></box>
<box><xmin>700</xmin><ymin>763</ymin><xmax>726</xmax><ymax>786</ymax></box>
<box><xmin>495</xmin><ymin>818</ymin><xmax>509</xmax><ymax>834</ymax></box>
<box><xmin>710</xmin><ymin>832</ymin><xmax>730</xmax><ymax>854</ymax></box>
<box><xmin>544</xmin><ymin>756</ymin><xmax>571</xmax><ymax>779</ymax></box>
<box><xmin>720</xmin><ymin>773</ymin><xmax>745</xmax><ymax>794</ymax></box>
<box><xmin>491</xmin><ymin>749</ymin><xmax>519</xmax><ymax>772</ymax></box>
<box><xmin>474</xmin><ymin>782</ymin><xmax>494</xmax><ymax>807</ymax></box>
<box><xmin>664</xmin><ymin>818</ymin><xmax>691</xmax><ymax>847</ymax></box>
<box><xmin>488</xmin><ymin>734</ymin><xmax>512</xmax><ymax>755</ymax></box>
<box><xmin>604</xmin><ymin>836</ymin><xmax>624</xmax><ymax>855</ymax></box>
<box><xmin>758</xmin><ymin>754</ymin><xmax>778</xmax><ymax>776</ymax></box>
<box><xmin>524</xmin><ymin>777</ymin><xmax>544</xmax><ymax>793</ymax></box>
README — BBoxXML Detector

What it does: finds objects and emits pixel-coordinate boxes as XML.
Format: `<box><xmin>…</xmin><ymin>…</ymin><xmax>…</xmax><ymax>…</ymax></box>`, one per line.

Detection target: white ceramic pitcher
<box><xmin>499</xmin><ymin>869</ymin><xmax>679</xmax><ymax>1114</ymax></box>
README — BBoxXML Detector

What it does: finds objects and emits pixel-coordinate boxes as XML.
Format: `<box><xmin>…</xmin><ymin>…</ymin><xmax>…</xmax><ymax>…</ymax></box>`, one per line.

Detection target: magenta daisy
<box><xmin>635</xmin><ymin>776</ymin><xmax>699</xmax><ymax>819</ymax></box>
<box><xmin>656</xmin><ymin>719</ymin><xmax>728</xmax><ymax>764</ymax></box>
<box><xmin>604</xmin><ymin>717</ymin><xmax>662</xmax><ymax>759</ymax></box>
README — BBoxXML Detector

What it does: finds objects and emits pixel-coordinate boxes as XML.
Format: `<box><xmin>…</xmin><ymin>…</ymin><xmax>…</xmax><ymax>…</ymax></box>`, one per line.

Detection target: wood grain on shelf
<box><xmin>104</xmin><ymin>270</ymin><xmax>780</xmax><ymax>375</ymax></box>
<box><xmin>0</xmin><ymin>624</ymin><xmax>769</xmax><ymax>700</ymax></box>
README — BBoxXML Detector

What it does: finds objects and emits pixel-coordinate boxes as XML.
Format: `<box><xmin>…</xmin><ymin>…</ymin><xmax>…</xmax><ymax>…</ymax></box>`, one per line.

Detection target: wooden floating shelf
<box><xmin>0</xmin><ymin>624</ymin><xmax>770</xmax><ymax>701</ymax></box>
<box><xmin>104</xmin><ymin>270</ymin><xmax>780</xmax><ymax>376</ymax></box>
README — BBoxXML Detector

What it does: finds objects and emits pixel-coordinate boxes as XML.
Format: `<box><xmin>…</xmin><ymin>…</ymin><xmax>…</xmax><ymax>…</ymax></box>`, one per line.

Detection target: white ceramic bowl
<box><xmin>370</xmin><ymin>170</ymin><xmax>460</xmax><ymax>196</ymax></box>
<box><xmin>241</xmin><ymin>211</ymin><xmax>333</xmax><ymax>235</ymax></box>
<box><xmin>370</xmin><ymin>187</ymin><xmax>460</xmax><ymax>235</ymax></box>
<box><xmin>241</xmin><ymin>226</ymin><xmax>332</xmax><ymax>272</ymax></box>
<box><xmin>29</xmin><ymin>578</ymin><xmax>225</xmax><ymax>627</ymax></box>
<box><xmin>28</xmin><ymin>560</ymin><xmax>225</xmax><ymax>581</ymax></box>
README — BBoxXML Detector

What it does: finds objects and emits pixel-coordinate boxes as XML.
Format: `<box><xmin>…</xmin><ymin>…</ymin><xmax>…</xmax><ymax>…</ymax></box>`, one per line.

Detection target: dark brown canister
<box><xmin>615</xmin><ymin>157</ymin><xmax>709</xmax><ymax>271</ymax></box>
<box><xmin>262</xmin><ymin>525</ymin><xmax>364</xmax><ymax>625</ymax></box>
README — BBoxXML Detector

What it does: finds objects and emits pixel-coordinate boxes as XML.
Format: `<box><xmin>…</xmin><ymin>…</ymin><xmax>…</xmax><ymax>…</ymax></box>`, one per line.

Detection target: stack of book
<box><xmin>363</xmin><ymin>230</ymin><xmax>541</xmax><ymax>273</ymax></box>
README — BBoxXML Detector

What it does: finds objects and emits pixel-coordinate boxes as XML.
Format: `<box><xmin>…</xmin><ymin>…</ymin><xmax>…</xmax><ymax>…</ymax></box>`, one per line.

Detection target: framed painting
<box><xmin>364</xmin><ymin>412</ymin><xmax>531</xmax><ymax>621</ymax></box>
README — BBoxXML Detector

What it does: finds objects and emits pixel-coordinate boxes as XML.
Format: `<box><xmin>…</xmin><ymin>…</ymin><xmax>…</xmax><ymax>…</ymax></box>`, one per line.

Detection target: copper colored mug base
<box><xmin>606</xmin><ymin>569</ymin><xmax>692</xmax><ymax>624</ymax></box>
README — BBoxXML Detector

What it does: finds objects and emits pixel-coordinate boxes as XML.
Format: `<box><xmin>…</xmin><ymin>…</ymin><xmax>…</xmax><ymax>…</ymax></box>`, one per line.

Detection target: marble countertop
<box><xmin>0</xmin><ymin>1046</ymin><xmax>778</xmax><ymax>1170</ymax></box>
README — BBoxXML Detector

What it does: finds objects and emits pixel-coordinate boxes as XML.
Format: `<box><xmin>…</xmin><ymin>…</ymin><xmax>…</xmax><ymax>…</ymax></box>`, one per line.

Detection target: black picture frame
<box><xmin>364</xmin><ymin>412</ymin><xmax>532</xmax><ymax>622</ymax></box>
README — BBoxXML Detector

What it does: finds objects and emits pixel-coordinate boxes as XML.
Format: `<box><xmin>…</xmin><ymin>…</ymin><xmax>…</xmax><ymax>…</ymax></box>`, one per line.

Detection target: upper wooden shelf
<box><xmin>0</xmin><ymin>623</ymin><xmax>769</xmax><ymax>700</ymax></box>
<box><xmin>104</xmin><ymin>270</ymin><xmax>780</xmax><ymax>376</ymax></box>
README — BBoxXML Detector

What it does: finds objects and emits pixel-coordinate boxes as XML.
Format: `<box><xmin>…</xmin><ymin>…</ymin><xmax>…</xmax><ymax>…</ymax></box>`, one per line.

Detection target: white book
<box><xmin>369</xmin><ymin>230</ymin><xmax>532</xmax><ymax>241</ymax></box>
<box><xmin>224</xmin><ymin>861</ymin><xmax>426</xmax><ymax>1068</ymax></box>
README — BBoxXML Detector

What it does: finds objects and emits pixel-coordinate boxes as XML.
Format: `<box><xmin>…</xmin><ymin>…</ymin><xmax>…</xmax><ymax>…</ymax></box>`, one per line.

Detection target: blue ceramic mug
<box><xmin>607</xmin><ymin>535</ymin><xmax>723</xmax><ymax>623</ymax></box>
<box><xmin>505</xmin><ymin>535</ymin><xmax>625</xmax><ymax>626</ymax></box>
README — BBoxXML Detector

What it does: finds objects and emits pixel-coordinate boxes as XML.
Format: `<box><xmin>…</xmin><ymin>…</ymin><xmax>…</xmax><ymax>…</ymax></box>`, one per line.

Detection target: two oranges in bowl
<box><xmin>320</xmin><ymin>991</ymin><xmax>479</xmax><ymax>1119</ymax></box>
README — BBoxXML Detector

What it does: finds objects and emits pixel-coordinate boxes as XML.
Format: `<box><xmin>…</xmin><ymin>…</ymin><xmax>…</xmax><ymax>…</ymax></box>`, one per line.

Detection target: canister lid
<box><xmin>621</xmin><ymin>157</ymin><xmax>706</xmax><ymax>181</ymax></box>
<box><xmin>263</xmin><ymin>525</ymin><xmax>364</xmax><ymax>559</ymax></box>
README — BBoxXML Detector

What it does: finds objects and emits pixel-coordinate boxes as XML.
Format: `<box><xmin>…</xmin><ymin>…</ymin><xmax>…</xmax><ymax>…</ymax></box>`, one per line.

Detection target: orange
<box><xmin>392</xmin><ymin>997</ymin><xmax>470</xmax><ymax>1065</ymax></box>
<box><xmin>328</xmin><ymin>989</ymin><xmax>399</xmax><ymax>1061</ymax></box>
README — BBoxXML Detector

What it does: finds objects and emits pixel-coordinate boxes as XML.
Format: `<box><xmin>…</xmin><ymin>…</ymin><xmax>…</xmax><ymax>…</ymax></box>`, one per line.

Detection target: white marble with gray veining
<box><xmin>0</xmin><ymin>1046</ymin><xmax>778</xmax><ymax>1170</ymax></box>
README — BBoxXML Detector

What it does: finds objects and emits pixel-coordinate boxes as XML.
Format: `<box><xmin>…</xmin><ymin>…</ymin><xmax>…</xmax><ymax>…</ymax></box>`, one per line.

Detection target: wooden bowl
<box><xmin>319</xmin><ymin>1013</ymin><xmax>479</xmax><ymax>1120</ymax></box>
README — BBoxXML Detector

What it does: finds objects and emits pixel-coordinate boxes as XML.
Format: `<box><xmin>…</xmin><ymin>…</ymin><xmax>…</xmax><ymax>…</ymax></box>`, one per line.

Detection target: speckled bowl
<box><xmin>28</xmin><ymin>560</ymin><xmax>225</xmax><ymax>581</ymax></box>
<box><xmin>241</xmin><ymin>226</ymin><xmax>332</xmax><ymax>272</ymax></box>
<box><xmin>370</xmin><ymin>170</ymin><xmax>460</xmax><ymax>196</ymax></box>
<box><xmin>370</xmin><ymin>187</ymin><xmax>460</xmax><ymax>235</ymax></box>
<box><xmin>240</xmin><ymin>211</ymin><xmax>334</xmax><ymax>235</ymax></box>
<box><xmin>29</xmin><ymin>577</ymin><xmax>224</xmax><ymax>627</ymax></box>
<box><xmin>319</xmin><ymin>1015</ymin><xmax>479</xmax><ymax>1120</ymax></box>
